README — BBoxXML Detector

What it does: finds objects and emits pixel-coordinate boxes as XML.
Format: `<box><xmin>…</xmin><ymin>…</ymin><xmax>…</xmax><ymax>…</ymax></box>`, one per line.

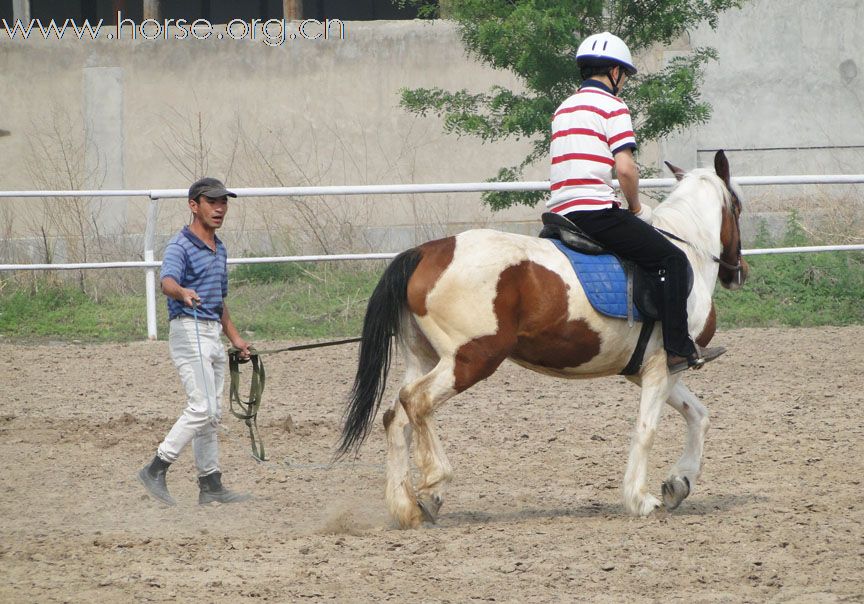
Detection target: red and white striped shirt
<box><xmin>547</xmin><ymin>82</ymin><xmax>637</xmax><ymax>214</ymax></box>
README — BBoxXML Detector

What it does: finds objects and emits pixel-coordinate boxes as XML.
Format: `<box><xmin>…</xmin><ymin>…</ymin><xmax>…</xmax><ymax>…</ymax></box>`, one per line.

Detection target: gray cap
<box><xmin>188</xmin><ymin>177</ymin><xmax>237</xmax><ymax>200</ymax></box>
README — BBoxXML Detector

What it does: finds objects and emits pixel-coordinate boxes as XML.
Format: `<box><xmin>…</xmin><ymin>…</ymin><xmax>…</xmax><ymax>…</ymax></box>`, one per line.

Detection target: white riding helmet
<box><xmin>575</xmin><ymin>32</ymin><xmax>637</xmax><ymax>76</ymax></box>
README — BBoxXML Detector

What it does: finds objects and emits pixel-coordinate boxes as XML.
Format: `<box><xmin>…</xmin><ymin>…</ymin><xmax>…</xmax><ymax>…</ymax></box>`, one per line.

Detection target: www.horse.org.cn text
<box><xmin>1</xmin><ymin>14</ymin><xmax>346</xmax><ymax>46</ymax></box>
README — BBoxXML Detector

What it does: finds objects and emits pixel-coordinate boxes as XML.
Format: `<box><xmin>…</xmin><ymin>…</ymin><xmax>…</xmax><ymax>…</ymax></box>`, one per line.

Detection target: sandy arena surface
<box><xmin>1</xmin><ymin>326</ymin><xmax>863</xmax><ymax>603</ymax></box>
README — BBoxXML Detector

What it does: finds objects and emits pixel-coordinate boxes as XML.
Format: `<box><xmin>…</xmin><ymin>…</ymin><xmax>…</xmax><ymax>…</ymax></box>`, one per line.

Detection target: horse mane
<box><xmin>651</xmin><ymin>169</ymin><xmax>732</xmax><ymax>253</ymax></box>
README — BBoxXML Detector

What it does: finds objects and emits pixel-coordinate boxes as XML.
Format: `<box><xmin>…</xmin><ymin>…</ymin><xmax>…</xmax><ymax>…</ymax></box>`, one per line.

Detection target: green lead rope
<box><xmin>226</xmin><ymin>336</ymin><xmax>363</xmax><ymax>463</ymax></box>
<box><xmin>227</xmin><ymin>346</ymin><xmax>267</xmax><ymax>462</ymax></box>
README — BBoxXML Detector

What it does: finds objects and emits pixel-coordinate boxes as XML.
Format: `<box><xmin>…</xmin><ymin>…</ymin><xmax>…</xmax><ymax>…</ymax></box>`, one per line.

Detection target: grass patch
<box><xmin>715</xmin><ymin>252</ymin><xmax>864</xmax><ymax>327</ymax></box>
<box><xmin>715</xmin><ymin>212</ymin><xmax>864</xmax><ymax>327</ymax></box>
<box><xmin>0</xmin><ymin>285</ymin><xmax>156</xmax><ymax>341</ymax></box>
<box><xmin>1</xmin><ymin>214</ymin><xmax>862</xmax><ymax>342</ymax></box>
<box><xmin>0</xmin><ymin>262</ymin><xmax>385</xmax><ymax>342</ymax></box>
<box><xmin>228</xmin><ymin>262</ymin><xmax>385</xmax><ymax>340</ymax></box>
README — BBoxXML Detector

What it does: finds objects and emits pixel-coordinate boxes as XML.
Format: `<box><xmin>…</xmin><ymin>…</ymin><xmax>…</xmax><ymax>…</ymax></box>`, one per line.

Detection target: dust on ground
<box><xmin>1</xmin><ymin>326</ymin><xmax>863</xmax><ymax>602</ymax></box>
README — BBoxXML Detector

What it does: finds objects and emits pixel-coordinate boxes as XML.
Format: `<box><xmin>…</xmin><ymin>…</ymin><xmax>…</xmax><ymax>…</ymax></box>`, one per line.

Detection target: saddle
<box><xmin>539</xmin><ymin>212</ymin><xmax>694</xmax><ymax>375</ymax></box>
<box><xmin>540</xmin><ymin>213</ymin><xmax>693</xmax><ymax>321</ymax></box>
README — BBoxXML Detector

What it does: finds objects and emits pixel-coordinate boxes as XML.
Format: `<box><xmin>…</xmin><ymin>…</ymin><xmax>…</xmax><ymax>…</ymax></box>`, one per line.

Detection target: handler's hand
<box><xmin>232</xmin><ymin>339</ymin><xmax>251</xmax><ymax>360</ymax></box>
<box><xmin>181</xmin><ymin>288</ymin><xmax>201</xmax><ymax>308</ymax></box>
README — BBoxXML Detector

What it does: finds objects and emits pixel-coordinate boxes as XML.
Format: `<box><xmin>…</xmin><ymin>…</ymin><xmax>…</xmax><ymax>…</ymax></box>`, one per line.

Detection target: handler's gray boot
<box><xmin>198</xmin><ymin>472</ymin><xmax>252</xmax><ymax>505</ymax></box>
<box><xmin>137</xmin><ymin>455</ymin><xmax>176</xmax><ymax>506</ymax></box>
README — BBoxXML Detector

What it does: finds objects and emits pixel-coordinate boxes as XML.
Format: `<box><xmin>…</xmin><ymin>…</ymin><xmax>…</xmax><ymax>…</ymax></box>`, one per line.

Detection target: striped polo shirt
<box><xmin>160</xmin><ymin>226</ymin><xmax>228</xmax><ymax>321</ymax></box>
<box><xmin>547</xmin><ymin>80</ymin><xmax>637</xmax><ymax>214</ymax></box>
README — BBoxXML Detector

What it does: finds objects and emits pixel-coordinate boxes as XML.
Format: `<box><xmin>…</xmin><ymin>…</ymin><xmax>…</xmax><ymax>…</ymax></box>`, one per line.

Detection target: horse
<box><xmin>338</xmin><ymin>150</ymin><xmax>748</xmax><ymax>529</ymax></box>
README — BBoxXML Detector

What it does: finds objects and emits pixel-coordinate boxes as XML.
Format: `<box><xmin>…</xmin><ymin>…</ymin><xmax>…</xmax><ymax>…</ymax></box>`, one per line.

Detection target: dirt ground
<box><xmin>1</xmin><ymin>325</ymin><xmax>863</xmax><ymax>603</ymax></box>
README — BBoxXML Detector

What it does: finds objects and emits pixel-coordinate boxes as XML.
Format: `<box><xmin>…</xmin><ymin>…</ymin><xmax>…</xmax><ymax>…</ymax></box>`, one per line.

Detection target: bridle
<box><xmin>720</xmin><ymin>195</ymin><xmax>745</xmax><ymax>286</ymax></box>
<box><xmin>654</xmin><ymin>192</ymin><xmax>745</xmax><ymax>285</ymax></box>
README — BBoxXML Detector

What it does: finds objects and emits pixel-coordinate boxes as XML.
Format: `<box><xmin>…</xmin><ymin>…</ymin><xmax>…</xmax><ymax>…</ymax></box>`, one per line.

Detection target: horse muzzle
<box><xmin>720</xmin><ymin>258</ymin><xmax>748</xmax><ymax>290</ymax></box>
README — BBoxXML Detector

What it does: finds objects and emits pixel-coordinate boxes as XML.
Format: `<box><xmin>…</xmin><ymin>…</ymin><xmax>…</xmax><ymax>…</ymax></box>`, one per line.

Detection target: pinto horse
<box><xmin>338</xmin><ymin>150</ymin><xmax>748</xmax><ymax>529</ymax></box>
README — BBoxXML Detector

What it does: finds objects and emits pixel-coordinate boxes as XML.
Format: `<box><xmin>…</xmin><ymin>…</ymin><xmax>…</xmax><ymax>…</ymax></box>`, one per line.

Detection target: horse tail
<box><xmin>336</xmin><ymin>248</ymin><xmax>423</xmax><ymax>458</ymax></box>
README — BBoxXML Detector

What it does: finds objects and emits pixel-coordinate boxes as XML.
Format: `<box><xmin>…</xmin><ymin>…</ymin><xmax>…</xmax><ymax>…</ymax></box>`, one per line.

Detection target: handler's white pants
<box><xmin>157</xmin><ymin>317</ymin><xmax>225</xmax><ymax>476</ymax></box>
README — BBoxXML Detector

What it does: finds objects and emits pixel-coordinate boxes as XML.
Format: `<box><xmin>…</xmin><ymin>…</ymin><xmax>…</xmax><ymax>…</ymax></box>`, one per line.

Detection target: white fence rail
<box><xmin>2</xmin><ymin>176</ymin><xmax>864</xmax><ymax>340</ymax></box>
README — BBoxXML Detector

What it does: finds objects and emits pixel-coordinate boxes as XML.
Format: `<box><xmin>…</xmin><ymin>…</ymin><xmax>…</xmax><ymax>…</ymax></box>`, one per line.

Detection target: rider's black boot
<box><xmin>667</xmin><ymin>345</ymin><xmax>727</xmax><ymax>374</ymax></box>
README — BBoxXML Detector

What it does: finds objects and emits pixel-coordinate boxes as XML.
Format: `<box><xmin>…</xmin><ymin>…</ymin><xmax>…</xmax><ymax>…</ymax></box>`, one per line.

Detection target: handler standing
<box><xmin>137</xmin><ymin>177</ymin><xmax>252</xmax><ymax>506</ymax></box>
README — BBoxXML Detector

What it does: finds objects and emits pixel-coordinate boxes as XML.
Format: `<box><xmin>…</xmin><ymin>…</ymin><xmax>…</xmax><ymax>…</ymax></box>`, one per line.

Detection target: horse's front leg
<box><xmin>661</xmin><ymin>381</ymin><xmax>710</xmax><ymax>511</ymax></box>
<box><xmin>623</xmin><ymin>355</ymin><xmax>674</xmax><ymax>516</ymax></box>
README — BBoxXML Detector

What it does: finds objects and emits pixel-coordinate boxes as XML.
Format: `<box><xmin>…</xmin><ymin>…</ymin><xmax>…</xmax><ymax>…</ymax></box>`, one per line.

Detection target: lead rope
<box><xmin>191</xmin><ymin>302</ymin><xmax>218</xmax><ymax>424</ymax></box>
<box><xmin>228</xmin><ymin>346</ymin><xmax>267</xmax><ymax>462</ymax></box>
<box><xmin>225</xmin><ymin>337</ymin><xmax>363</xmax><ymax>463</ymax></box>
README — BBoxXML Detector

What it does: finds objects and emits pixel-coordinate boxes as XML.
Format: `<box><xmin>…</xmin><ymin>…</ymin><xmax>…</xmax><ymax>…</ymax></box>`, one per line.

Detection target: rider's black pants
<box><xmin>564</xmin><ymin>207</ymin><xmax>698</xmax><ymax>358</ymax></box>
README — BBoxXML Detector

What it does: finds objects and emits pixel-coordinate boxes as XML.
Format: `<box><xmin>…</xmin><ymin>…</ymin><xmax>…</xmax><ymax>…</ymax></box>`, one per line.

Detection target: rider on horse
<box><xmin>548</xmin><ymin>32</ymin><xmax>724</xmax><ymax>374</ymax></box>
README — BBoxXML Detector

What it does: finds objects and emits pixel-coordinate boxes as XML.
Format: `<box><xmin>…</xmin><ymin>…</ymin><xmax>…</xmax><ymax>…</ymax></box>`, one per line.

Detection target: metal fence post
<box><xmin>144</xmin><ymin>195</ymin><xmax>159</xmax><ymax>340</ymax></box>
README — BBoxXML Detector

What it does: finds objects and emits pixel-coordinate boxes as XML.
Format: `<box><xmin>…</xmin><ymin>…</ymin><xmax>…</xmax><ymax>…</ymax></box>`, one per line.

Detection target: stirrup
<box><xmin>667</xmin><ymin>355</ymin><xmax>695</xmax><ymax>375</ymax></box>
<box><xmin>695</xmin><ymin>345</ymin><xmax>727</xmax><ymax>368</ymax></box>
<box><xmin>667</xmin><ymin>346</ymin><xmax>726</xmax><ymax>375</ymax></box>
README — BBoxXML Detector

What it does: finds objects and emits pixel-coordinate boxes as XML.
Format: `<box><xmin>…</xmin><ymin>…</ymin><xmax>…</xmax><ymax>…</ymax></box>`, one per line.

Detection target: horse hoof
<box><xmin>417</xmin><ymin>494</ymin><xmax>442</xmax><ymax>524</ymax></box>
<box><xmin>661</xmin><ymin>476</ymin><xmax>691</xmax><ymax>511</ymax></box>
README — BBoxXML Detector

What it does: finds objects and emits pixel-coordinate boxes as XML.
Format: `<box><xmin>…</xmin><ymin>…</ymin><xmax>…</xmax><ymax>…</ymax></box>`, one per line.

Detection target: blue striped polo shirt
<box><xmin>160</xmin><ymin>226</ymin><xmax>228</xmax><ymax>321</ymax></box>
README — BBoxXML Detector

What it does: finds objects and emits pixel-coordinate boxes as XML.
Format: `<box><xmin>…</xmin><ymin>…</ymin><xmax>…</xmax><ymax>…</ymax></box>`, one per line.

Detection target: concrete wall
<box><xmin>0</xmin><ymin>20</ymin><xmax>548</xmax><ymax>260</ymax></box>
<box><xmin>661</xmin><ymin>0</ymin><xmax>864</xmax><ymax>242</ymax></box>
<box><xmin>664</xmin><ymin>0</ymin><xmax>864</xmax><ymax>172</ymax></box>
<box><xmin>2</xmin><ymin>2</ymin><xmax>863</xmax><ymax>263</ymax></box>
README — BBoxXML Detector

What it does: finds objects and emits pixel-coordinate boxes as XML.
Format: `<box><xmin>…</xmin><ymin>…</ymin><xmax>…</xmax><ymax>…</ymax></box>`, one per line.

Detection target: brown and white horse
<box><xmin>338</xmin><ymin>150</ymin><xmax>749</xmax><ymax>529</ymax></box>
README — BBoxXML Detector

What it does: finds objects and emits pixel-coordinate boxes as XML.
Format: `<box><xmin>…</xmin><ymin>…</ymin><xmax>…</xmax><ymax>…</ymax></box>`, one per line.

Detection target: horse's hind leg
<box><xmin>389</xmin><ymin>336</ymin><xmax>510</xmax><ymax>528</ymax></box>
<box><xmin>661</xmin><ymin>381</ymin><xmax>710</xmax><ymax>511</ymax></box>
<box><xmin>382</xmin><ymin>357</ymin><xmax>457</xmax><ymax>529</ymax></box>
<box><xmin>402</xmin><ymin>360</ymin><xmax>458</xmax><ymax>526</ymax></box>
<box><xmin>382</xmin><ymin>326</ymin><xmax>439</xmax><ymax>529</ymax></box>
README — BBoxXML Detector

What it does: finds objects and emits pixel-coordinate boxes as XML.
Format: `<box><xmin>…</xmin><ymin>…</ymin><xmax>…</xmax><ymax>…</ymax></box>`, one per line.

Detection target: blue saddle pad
<box><xmin>549</xmin><ymin>239</ymin><xmax>643</xmax><ymax>321</ymax></box>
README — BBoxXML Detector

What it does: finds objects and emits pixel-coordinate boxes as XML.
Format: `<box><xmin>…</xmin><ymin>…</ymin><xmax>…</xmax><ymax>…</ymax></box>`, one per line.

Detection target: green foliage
<box><xmin>0</xmin><ymin>263</ymin><xmax>386</xmax><ymax>342</ymax></box>
<box><xmin>392</xmin><ymin>0</ymin><xmax>441</xmax><ymax>19</ymax></box>
<box><xmin>714</xmin><ymin>211</ymin><xmax>864</xmax><ymax>327</ymax></box>
<box><xmin>398</xmin><ymin>0</ymin><xmax>745</xmax><ymax>208</ymax></box>
<box><xmin>4</xmin><ymin>214</ymin><xmax>863</xmax><ymax>343</ymax></box>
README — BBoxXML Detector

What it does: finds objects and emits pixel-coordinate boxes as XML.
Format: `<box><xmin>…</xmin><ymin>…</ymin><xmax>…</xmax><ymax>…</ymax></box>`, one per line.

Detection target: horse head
<box><xmin>664</xmin><ymin>150</ymin><xmax>749</xmax><ymax>290</ymax></box>
<box><xmin>711</xmin><ymin>151</ymin><xmax>749</xmax><ymax>290</ymax></box>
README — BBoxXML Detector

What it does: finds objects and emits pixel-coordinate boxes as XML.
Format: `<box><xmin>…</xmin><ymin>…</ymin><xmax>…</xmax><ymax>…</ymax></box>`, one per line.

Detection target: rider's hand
<box><xmin>633</xmin><ymin>204</ymin><xmax>653</xmax><ymax>224</ymax></box>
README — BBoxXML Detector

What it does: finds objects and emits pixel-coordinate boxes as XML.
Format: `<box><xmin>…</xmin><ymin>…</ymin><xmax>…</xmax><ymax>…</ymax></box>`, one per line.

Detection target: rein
<box><xmin>654</xmin><ymin>226</ymin><xmax>743</xmax><ymax>274</ymax></box>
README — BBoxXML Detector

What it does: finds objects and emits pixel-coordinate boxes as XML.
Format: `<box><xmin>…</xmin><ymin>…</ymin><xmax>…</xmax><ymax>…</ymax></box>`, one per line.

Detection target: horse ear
<box><xmin>714</xmin><ymin>150</ymin><xmax>731</xmax><ymax>187</ymax></box>
<box><xmin>664</xmin><ymin>160</ymin><xmax>686</xmax><ymax>181</ymax></box>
